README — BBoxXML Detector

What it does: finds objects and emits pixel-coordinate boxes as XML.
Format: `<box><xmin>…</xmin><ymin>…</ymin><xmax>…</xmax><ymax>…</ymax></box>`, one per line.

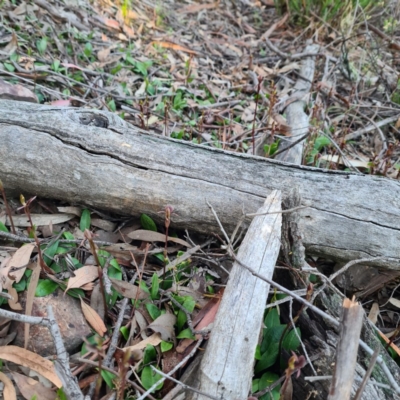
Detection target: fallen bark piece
<box><xmin>1</xmin><ymin>100</ymin><xmax>400</xmax><ymax>270</ymax></box>
<box><xmin>328</xmin><ymin>297</ymin><xmax>364</xmax><ymax>400</ymax></box>
<box><xmin>191</xmin><ymin>190</ymin><xmax>282</xmax><ymax>399</ymax></box>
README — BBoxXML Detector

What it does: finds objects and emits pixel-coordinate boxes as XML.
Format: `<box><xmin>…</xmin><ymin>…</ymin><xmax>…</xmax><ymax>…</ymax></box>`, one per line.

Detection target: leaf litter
<box><xmin>1</xmin><ymin>0</ymin><xmax>400</xmax><ymax>398</ymax></box>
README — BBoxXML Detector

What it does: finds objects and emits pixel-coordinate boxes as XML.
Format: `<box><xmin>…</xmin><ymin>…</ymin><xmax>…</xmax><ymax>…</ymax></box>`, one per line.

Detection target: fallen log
<box><xmin>0</xmin><ymin>100</ymin><xmax>400</xmax><ymax>270</ymax></box>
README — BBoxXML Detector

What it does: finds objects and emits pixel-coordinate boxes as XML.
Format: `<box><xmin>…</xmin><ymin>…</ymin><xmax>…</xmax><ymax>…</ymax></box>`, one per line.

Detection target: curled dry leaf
<box><xmin>127</xmin><ymin>230</ymin><xmax>192</xmax><ymax>248</ymax></box>
<box><xmin>65</xmin><ymin>265</ymin><xmax>98</xmax><ymax>293</ymax></box>
<box><xmin>0</xmin><ymin>346</ymin><xmax>62</xmax><ymax>388</ymax></box>
<box><xmin>7</xmin><ymin>286</ymin><xmax>22</xmax><ymax>311</ymax></box>
<box><xmin>0</xmin><ymin>371</ymin><xmax>17</xmax><ymax>400</ymax></box>
<box><xmin>110</xmin><ymin>278</ymin><xmax>149</xmax><ymax>300</ymax></box>
<box><xmin>11</xmin><ymin>371</ymin><xmax>55</xmax><ymax>400</ymax></box>
<box><xmin>80</xmin><ymin>297</ymin><xmax>107</xmax><ymax>337</ymax></box>
<box><xmin>148</xmin><ymin>313</ymin><xmax>176</xmax><ymax>342</ymax></box>
<box><xmin>124</xmin><ymin>332</ymin><xmax>162</xmax><ymax>352</ymax></box>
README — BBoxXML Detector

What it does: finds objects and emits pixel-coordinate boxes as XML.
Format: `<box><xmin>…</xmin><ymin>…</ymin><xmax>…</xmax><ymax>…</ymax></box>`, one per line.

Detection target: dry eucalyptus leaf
<box><xmin>11</xmin><ymin>371</ymin><xmax>55</xmax><ymax>400</ymax></box>
<box><xmin>2</xmin><ymin>243</ymin><xmax>35</xmax><ymax>289</ymax></box>
<box><xmin>90</xmin><ymin>283</ymin><xmax>105</xmax><ymax>320</ymax></box>
<box><xmin>65</xmin><ymin>265</ymin><xmax>98</xmax><ymax>293</ymax></box>
<box><xmin>148</xmin><ymin>313</ymin><xmax>176</xmax><ymax>342</ymax></box>
<box><xmin>124</xmin><ymin>332</ymin><xmax>162</xmax><ymax>352</ymax></box>
<box><xmin>110</xmin><ymin>278</ymin><xmax>149</xmax><ymax>300</ymax></box>
<box><xmin>5</xmin><ymin>214</ymin><xmax>75</xmax><ymax>228</ymax></box>
<box><xmin>80</xmin><ymin>297</ymin><xmax>107</xmax><ymax>337</ymax></box>
<box><xmin>127</xmin><ymin>230</ymin><xmax>192</xmax><ymax>247</ymax></box>
<box><xmin>0</xmin><ymin>346</ymin><xmax>62</xmax><ymax>388</ymax></box>
<box><xmin>7</xmin><ymin>287</ymin><xmax>22</xmax><ymax>311</ymax></box>
<box><xmin>0</xmin><ymin>371</ymin><xmax>16</xmax><ymax>400</ymax></box>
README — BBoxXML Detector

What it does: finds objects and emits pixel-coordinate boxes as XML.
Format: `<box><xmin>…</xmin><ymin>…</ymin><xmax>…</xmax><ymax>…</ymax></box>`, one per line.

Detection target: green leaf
<box><xmin>259</xmin><ymin>371</ymin><xmax>280</xmax><ymax>391</ymax></box>
<box><xmin>64</xmin><ymin>288</ymin><xmax>85</xmax><ymax>299</ymax></box>
<box><xmin>108</xmin><ymin>99</ymin><xmax>116</xmax><ymax>112</ymax></box>
<box><xmin>146</xmin><ymin>303</ymin><xmax>161</xmax><ymax>320</ymax></box>
<box><xmin>84</xmin><ymin>42</ymin><xmax>93</xmax><ymax>57</ymax></box>
<box><xmin>42</xmin><ymin>239</ymin><xmax>60</xmax><ymax>267</ymax></box>
<box><xmin>314</xmin><ymin>136</ymin><xmax>331</xmax><ymax>151</ymax></box>
<box><xmin>264</xmin><ymin>307</ymin><xmax>280</xmax><ymax>329</ymax></box>
<box><xmin>120</xmin><ymin>326</ymin><xmax>129</xmax><ymax>341</ymax></box>
<box><xmin>62</xmin><ymin>231</ymin><xmax>75</xmax><ymax>240</ymax></box>
<box><xmin>51</xmin><ymin>60</ymin><xmax>60</xmax><ymax>72</ymax></box>
<box><xmin>80</xmin><ymin>209</ymin><xmax>91</xmax><ymax>231</ymax></box>
<box><xmin>252</xmin><ymin>378</ymin><xmax>259</xmax><ymax>393</ymax></box>
<box><xmin>141</xmin><ymin>365</ymin><xmax>163</xmax><ymax>391</ymax></box>
<box><xmin>161</xmin><ymin>340</ymin><xmax>173</xmax><ymax>352</ymax></box>
<box><xmin>139</xmin><ymin>280</ymin><xmax>151</xmax><ymax>294</ymax></box>
<box><xmin>56</xmin><ymin>387</ymin><xmax>68</xmax><ymax>400</ymax></box>
<box><xmin>80</xmin><ymin>334</ymin><xmax>98</xmax><ymax>356</ymax></box>
<box><xmin>176</xmin><ymin>328</ymin><xmax>195</xmax><ymax>340</ymax></box>
<box><xmin>36</xmin><ymin>37</ymin><xmax>47</xmax><ymax>55</ymax></box>
<box><xmin>177</xmin><ymin>296</ymin><xmax>195</xmax><ymax>331</ymax></box>
<box><xmin>261</xmin><ymin>324</ymin><xmax>285</xmax><ymax>353</ymax></box>
<box><xmin>0</xmin><ymin>221</ymin><xmax>9</xmax><ymax>232</ymax></box>
<box><xmin>140</xmin><ymin>214</ymin><xmax>157</xmax><ymax>231</ymax></box>
<box><xmin>143</xmin><ymin>344</ymin><xmax>157</xmax><ymax>365</ymax></box>
<box><xmin>35</xmin><ymin>279</ymin><xmax>58</xmax><ymax>297</ymax></box>
<box><xmin>256</xmin><ymin>325</ymin><xmax>286</xmax><ymax>373</ymax></box>
<box><xmin>4</xmin><ymin>63</ymin><xmax>15</xmax><ymax>72</ymax></box>
<box><xmin>151</xmin><ymin>273</ymin><xmax>159</xmax><ymax>300</ymax></box>
<box><xmin>14</xmin><ymin>278</ymin><xmax>26</xmax><ymax>292</ymax></box>
<box><xmin>282</xmin><ymin>327</ymin><xmax>301</xmax><ymax>351</ymax></box>
<box><xmin>100</xmin><ymin>369</ymin><xmax>116</xmax><ymax>389</ymax></box>
<box><xmin>258</xmin><ymin>372</ymin><xmax>282</xmax><ymax>400</ymax></box>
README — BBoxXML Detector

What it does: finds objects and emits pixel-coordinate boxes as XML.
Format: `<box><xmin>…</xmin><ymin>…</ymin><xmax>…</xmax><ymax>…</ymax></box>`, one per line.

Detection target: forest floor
<box><xmin>1</xmin><ymin>0</ymin><xmax>400</xmax><ymax>399</ymax></box>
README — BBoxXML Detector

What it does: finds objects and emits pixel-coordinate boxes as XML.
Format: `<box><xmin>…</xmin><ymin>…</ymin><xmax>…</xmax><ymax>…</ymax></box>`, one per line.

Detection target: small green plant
<box><xmin>252</xmin><ymin>297</ymin><xmax>302</xmax><ymax>399</ymax></box>
<box><xmin>274</xmin><ymin>0</ymin><xmax>376</xmax><ymax>28</ymax></box>
<box><xmin>264</xmin><ymin>139</ymin><xmax>280</xmax><ymax>157</ymax></box>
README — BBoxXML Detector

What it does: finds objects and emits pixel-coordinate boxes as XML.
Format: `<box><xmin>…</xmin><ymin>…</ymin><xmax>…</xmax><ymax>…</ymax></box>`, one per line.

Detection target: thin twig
<box><xmin>353</xmin><ymin>348</ymin><xmax>380</xmax><ymax>400</ymax></box>
<box><xmin>328</xmin><ymin>256</ymin><xmax>394</xmax><ymax>282</ymax></box>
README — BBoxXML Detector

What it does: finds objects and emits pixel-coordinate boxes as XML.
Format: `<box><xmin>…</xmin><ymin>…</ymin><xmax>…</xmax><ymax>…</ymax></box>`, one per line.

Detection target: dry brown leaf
<box><xmin>127</xmin><ymin>230</ymin><xmax>192</xmax><ymax>247</ymax></box>
<box><xmin>7</xmin><ymin>287</ymin><xmax>22</xmax><ymax>311</ymax></box>
<box><xmin>124</xmin><ymin>332</ymin><xmax>162</xmax><ymax>352</ymax></box>
<box><xmin>25</xmin><ymin>260</ymin><xmax>41</xmax><ymax>349</ymax></box>
<box><xmin>65</xmin><ymin>266</ymin><xmax>98</xmax><ymax>293</ymax></box>
<box><xmin>90</xmin><ymin>283</ymin><xmax>105</xmax><ymax>320</ymax></box>
<box><xmin>3</xmin><ymin>32</ymin><xmax>18</xmax><ymax>55</ymax></box>
<box><xmin>180</xmin><ymin>2</ymin><xmax>218</xmax><ymax>13</ymax></box>
<box><xmin>57</xmin><ymin>206</ymin><xmax>82</xmax><ymax>216</ymax></box>
<box><xmin>11</xmin><ymin>371</ymin><xmax>56</xmax><ymax>400</ymax></box>
<box><xmin>0</xmin><ymin>346</ymin><xmax>62</xmax><ymax>388</ymax></box>
<box><xmin>151</xmin><ymin>41</ymin><xmax>198</xmax><ymax>55</ymax></box>
<box><xmin>110</xmin><ymin>278</ymin><xmax>149</xmax><ymax>300</ymax></box>
<box><xmin>0</xmin><ymin>371</ymin><xmax>17</xmax><ymax>400</ymax></box>
<box><xmin>2</xmin><ymin>243</ymin><xmax>35</xmax><ymax>290</ymax></box>
<box><xmin>148</xmin><ymin>313</ymin><xmax>176</xmax><ymax>342</ymax></box>
<box><xmin>367</xmin><ymin>302</ymin><xmax>380</xmax><ymax>324</ymax></box>
<box><xmin>80</xmin><ymin>297</ymin><xmax>107</xmax><ymax>337</ymax></box>
<box><xmin>5</xmin><ymin>214</ymin><xmax>75</xmax><ymax>228</ymax></box>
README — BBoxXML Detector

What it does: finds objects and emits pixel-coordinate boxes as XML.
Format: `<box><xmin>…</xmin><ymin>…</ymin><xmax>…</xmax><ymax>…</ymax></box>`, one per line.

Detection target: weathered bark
<box><xmin>0</xmin><ymin>100</ymin><xmax>400</xmax><ymax>270</ymax></box>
